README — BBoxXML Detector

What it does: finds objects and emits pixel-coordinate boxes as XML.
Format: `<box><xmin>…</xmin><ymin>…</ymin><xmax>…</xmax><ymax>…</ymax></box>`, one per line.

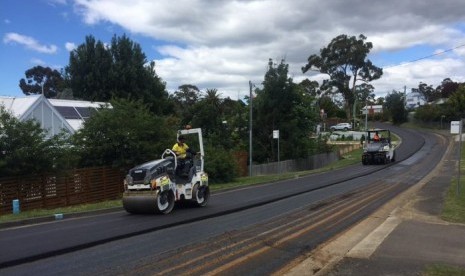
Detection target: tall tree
<box><xmin>170</xmin><ymin>84</ymin><xmax>201</xmax><ymax>127</ymax></box>
<box><xmin>19</xmin><ymin>66</ymin><xmax>64</xmax><ymax>98</ymax></box>
<box><xmin>66</xmin><ymin>35</ymin><xmax>113</xmax><ymax>101</ymax></box>
<box><xmin>65</xmin><ymin>34</ymin><xmax>169</xmax><ymax>114</ymax></box>
<box><xmin>436</xmin><ymin>78</ymin><xmax>460</xmax><ymax>99</ymax></box>
<box><xmin>384</xmin><ymin>91</ymin><xmax>408</xmax><ymax>125</ymax></box>
<box><xmin>448</xmin><ymin>84</ymin><xmax>465</xmax><ymax>119</ymax></box>
<box><xmin>253</xmin><ymin>59</ymin><xmax>317</xmax><ymax>162</ymax></box>
<box><xmin>414</xmin><ymin>82</ymin><xmax>440</xmax><ymax>102</ymax></box>
<box><xmin>302</xmin><ymin>34</ymin><xmax>383</xmax><ymax>120</ymax></box>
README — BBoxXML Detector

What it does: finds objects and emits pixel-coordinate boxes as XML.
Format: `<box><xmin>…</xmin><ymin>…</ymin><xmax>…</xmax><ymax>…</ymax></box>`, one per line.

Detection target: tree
<box><xmin>253</xmin><ymin>58</ymin><xmax>317</xmax><ymax>162</ymax></box>
<box><xmin>298</xmin><ymin>79</ymin><xmax>320</xmax><ymax>97</ymax></box>
<box><xmin>448</xmin><ymin>84</ymin><xmax>465</xmax><ymax>119</ymax></box>
<box><xmin>302</xmin><ymin>34</ymin><xmax>383</xmax><ymax>120</ymax></box>
<box><xmin>0</xmin><ymin>106</ymin><xmax>70</xmax><ymax>176</ymax></box>
<box><xmin>384</xmin><ymin>91</ymin><xmax>408</xmax><ymax>125</ymax></box>
<box><xmin>65</xmin><ymin>34</ymin><xmax>169</xmax><ymax>114</ymax></box>
<box><xmin>436</xmin><ymin>78</ymin><xmax>460</xmax><ymax>98</ymax></box>
<box><xmin>170</xmin><ymin>84</ymin><xmax>201</xmax><ymax>127</ymax></box>
<box><xmin>19</xmin><ymin>66</ymin><xmax>64</xmax><ymax>98</ymax></box>
<box><xmin>72</xmin><ymin>98</ymin><xmax>174</xmax><ymax>169</ymax></box>
<box><xmin>66</xmin><ymin>35</ymin><xmax>113</xmax><ymax>101</ymax></box>
<box><xmin>414</xmin><ymin>82</ymin><xmax>440</xmax><ymax>102</ymax></box>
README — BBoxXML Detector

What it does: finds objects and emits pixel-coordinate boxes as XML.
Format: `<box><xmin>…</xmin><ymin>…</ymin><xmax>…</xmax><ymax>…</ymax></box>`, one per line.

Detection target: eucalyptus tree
<box><xmin>302</xmin><ymin>34</ymin><xmax>383</xmax><ymax>120</ymax></box>
<box><xmin>19</xmin><ymin>66</ymin><xmax>64</xmax><ymax>98</ymax></box>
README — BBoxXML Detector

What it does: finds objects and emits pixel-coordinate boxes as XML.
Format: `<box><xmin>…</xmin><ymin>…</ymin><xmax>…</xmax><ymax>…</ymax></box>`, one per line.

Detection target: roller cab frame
<box><xmin>362</xmin><ymin>128</ymin><xmax>396</xmax><ymax>165</ymax></box>
<box><xmin>122</xmin><ymin>128</ymin><xmax>209</xmax><ymax>214</ymax></box>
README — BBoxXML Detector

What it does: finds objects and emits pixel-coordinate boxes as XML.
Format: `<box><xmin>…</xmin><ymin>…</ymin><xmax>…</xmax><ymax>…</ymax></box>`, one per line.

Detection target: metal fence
<box><xmin>250</xmin><ymin>144</ymin><xmax>361</xmax><ymax>176</ymax></box>
<box><xmin>0</xmin><ymin>167</ymin><xmax>125</xmax><ymax>215</ymax></box>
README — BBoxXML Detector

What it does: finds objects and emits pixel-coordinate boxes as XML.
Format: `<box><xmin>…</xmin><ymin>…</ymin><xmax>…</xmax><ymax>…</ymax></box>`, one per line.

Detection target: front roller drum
<box><xmin>123</xmin><ymin>191</ymin><xmax>175</xmax><ymax>214</ymax></box>
<box><xmin>192</xmin><ymin>184</ymin><xmax>210</xmax><ymax>207</ymax></box>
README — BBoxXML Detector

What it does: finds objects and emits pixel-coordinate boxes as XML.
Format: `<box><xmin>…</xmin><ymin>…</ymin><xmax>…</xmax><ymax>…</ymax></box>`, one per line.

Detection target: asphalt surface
<box><xmin>287</xmin><ymin>132</ymin><xmax>465</xmax><ymax>275</ymax></box>
<box><xmin>1</xmin><ymin>125</ymin><xmax>458</xmax><ymax>275</ymax></box>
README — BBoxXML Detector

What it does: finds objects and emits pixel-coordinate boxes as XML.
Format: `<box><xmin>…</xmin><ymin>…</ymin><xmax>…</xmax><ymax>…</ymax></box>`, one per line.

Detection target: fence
<box><xmin>0</xmin><ymin>167</ymin><xmax>125</xmax><ymax>215</ymax></box>
<box><xmin>250</xmin><ymin>143</ymin><xmax>361</xmax><ymax>176</ymax></box>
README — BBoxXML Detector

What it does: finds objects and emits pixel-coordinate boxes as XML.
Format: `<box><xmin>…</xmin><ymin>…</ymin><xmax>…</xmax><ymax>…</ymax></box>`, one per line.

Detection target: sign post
<box><xmin>451</xmin><ymin>120</ymin><xmax>462</xmax><ymax>196</ymax></box>
<box><xmin>273</xmin><ymin>130</ymin><xmax>280</xmax><ymax>174</ymax></box>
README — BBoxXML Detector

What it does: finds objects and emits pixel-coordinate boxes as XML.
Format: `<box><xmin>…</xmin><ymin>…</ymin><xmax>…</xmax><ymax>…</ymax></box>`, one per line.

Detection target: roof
<box><xmin>0</xmin><ymin>95</ymin><xmax>40</xmax><ymax>119</ymax></box>
<box><xmin>0</xmin><ymin>95</ymin><xmax>109</xmax><ymax>134</ymax></box>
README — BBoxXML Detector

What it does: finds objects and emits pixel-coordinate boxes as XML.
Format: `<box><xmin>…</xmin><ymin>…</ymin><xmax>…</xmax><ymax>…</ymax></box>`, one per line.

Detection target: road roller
<box><xmin>362</xmin><ymin>128</ymin><xmax>396</xmax><ymax>165</ymax></box>
<box><xmin>122</xmin><ymin>128</ymin><xmax>209</xmax><ymax>214</ymax></box>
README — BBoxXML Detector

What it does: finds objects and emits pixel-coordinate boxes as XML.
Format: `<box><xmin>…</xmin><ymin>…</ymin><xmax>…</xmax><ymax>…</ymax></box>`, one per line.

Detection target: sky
<box><xmin>1</xmin><ymin>0</ymin><xmax>465</xmax><ymax>101</ymax></box>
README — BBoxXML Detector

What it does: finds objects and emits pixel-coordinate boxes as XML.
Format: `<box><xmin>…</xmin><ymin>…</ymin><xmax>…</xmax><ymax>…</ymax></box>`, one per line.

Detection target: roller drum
<box><xmin>123</xmin><ymin>191</ymin><xmax>159</xmax><ymax>214</ymax></box>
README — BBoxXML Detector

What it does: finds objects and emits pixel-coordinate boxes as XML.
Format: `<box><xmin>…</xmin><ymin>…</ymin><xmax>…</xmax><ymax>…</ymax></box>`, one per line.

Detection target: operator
<box><xmin>172</xmin><ymin>135</ymin><xmax>190</xmax><ymax>159</ymax></box>
<box><xmin>373</xmin><ymin>131</ymin><xmax>380</xmax><ymax>142</ymax></box>
<box><xmin>172</xmin><ymin>135</ymin><xmax>196</xmax><ymax>175</ymax></box>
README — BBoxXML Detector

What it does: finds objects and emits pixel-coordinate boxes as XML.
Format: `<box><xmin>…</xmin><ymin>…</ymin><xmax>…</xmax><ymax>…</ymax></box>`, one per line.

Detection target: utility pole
<box><xmin>249</xmin><ymin>81</ymin><xmax>253</xmax><ymax>177</ymax></box>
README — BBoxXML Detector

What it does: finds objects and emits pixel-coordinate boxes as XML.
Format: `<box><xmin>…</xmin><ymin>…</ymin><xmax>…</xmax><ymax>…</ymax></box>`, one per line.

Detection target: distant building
<box><xmin>405</xmin><ymin>91</ymin><xmax>426</xmax><ymax>109</ymax></box>
<box><xmin>0</xmin><ymin>95</ymin><xmax>107</xmax><ymax>138</ymax></box>
<box><xmin>361</xmin><ymin>105</ymin><xmax>383</xmax><ymax>115</ymax></box>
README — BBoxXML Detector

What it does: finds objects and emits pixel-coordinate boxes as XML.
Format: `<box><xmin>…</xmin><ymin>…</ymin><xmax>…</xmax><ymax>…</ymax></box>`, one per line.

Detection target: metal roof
<box><xmin>0</xmin><ymin>95</ymin><xmax>109</xmax><ymax>134</ymax></box>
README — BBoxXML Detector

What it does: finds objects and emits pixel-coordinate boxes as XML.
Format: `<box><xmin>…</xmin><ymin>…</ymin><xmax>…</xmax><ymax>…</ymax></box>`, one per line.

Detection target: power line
<box><xmin>382</xmin><ymin>43</ymin><xmax>465</xmax><ymax>69</ymax></box>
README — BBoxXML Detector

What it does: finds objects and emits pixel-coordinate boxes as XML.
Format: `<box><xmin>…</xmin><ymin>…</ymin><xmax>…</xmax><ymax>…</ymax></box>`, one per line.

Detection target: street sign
<box><xmin>451</xmin><ymin>121</ymin><xmax>461</xmax><ymax>134</ymax></box>
<box><xmin>273</xmin><ymin>130</ymin><xmax>279</xmax><ymax>139</ymax></box>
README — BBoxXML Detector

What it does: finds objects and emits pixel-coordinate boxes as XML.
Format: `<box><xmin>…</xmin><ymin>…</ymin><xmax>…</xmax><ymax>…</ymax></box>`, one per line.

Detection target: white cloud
<box><xmin>73</xmin><ymin>0</ymin><xmax>465</xmax><ymax>98</ymax></box>
<box><xmin>30</xmin><ymin>58</ymin><xmax>46</xmax><ymax>66</ymax></box>
<box><xmin>65</xmin><ymin>42</ymin><xmax>77</xmax><ymax>51</ymax></box>
<box><xmin>3</xmin><ymin>33</ymin><xmax>58</xmax><ymax>54</ymax></box>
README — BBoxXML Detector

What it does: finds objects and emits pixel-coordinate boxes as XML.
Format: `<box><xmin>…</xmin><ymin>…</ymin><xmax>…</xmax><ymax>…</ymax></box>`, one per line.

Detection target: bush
<box><xmin>204</xmin><ymin>146</ymin><xmax>238</xmax><ymax>183</ymax></box>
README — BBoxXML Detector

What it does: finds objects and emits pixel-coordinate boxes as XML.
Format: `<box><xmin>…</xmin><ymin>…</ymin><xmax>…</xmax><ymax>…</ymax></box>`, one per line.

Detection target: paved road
<box><xmin>0</xmin><ymin>124</ymin><xmax>448</xmax><ymax>275</ymax></box>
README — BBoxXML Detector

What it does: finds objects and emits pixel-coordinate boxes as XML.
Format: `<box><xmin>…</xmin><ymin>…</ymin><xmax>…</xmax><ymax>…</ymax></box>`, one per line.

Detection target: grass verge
<box><xmin>423</xmin><ymin>263</ymin><xmax>465</xmax><ymax>276</ymax></box>
<box><xmin>441</xmin><ymin>141</ymin><xmax>465</xmax><ymax>224</ymax></box>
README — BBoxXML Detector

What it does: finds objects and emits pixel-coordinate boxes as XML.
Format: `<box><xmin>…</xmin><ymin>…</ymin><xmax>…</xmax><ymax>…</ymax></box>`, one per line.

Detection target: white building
<box><xmin>405</xmin><ymin>91</ymin><xmax>426</xmax><ymax>109</ymax></box>
<box><xmin>361</xmin><ymin>105</ymin><xmax>383</xmax><ymax>115</ymax></box>
<box><xmin>0</xmin><ymin>95</ymin><xmax>107</xmax><ymax>137</ymax></box>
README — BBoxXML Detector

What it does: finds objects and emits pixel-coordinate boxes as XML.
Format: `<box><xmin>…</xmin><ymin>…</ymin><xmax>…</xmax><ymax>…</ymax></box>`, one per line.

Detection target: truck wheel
<box><xmin>156</xmin><ymin>191</ymin><xmax>175</xmax><ymax>214</ymax></box>
<box><xmin>192</xmin><ymin>183</ymin><xmax>210</xmax><ymax>207</ymax></box>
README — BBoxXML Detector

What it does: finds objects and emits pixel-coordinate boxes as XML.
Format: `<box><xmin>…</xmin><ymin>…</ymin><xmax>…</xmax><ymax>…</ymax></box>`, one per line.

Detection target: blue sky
<box><xmin>2</xmin><ymin>0</ymin><xmax>465</xmax><ymax>100</ymax></box>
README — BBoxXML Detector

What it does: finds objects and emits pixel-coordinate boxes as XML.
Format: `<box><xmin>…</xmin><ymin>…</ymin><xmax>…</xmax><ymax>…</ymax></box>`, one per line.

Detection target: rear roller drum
<box><xmin>156</xmin><ymin>191</ymin><xmax>175</xmax><ymax>214</ymax></box>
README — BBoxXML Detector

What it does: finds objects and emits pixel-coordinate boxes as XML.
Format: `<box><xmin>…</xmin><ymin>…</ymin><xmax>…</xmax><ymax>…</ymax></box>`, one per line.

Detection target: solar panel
<box><xmin>75</xmin><ymin>107</ymin><xmax>96</xmax><ymax>119</ymax></box>
<box><xmin>54</xmin><ymin>106</ymin><xmax>81</xmax><ymax>119</ymax></box>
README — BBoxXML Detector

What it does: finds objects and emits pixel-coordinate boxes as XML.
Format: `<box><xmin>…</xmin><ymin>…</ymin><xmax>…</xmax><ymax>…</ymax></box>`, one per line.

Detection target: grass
<box><xmin>0</xmin><ymin>147</ymin><xmax>363</xmax><ymax>223</ymax></box>
<box><xmin>0</xmin><ymin>199</ymin><xmax>122</xmax><ymax>223</ymax></box>
<box><xmin>422</xmin><ymin>264</ymin><xmax>465</xmax><ymax>276</ymax></box>
<box><xmin>441</xmin><ymin>143</ymin><xmax>465</xmax><ymax>224</ymax></box>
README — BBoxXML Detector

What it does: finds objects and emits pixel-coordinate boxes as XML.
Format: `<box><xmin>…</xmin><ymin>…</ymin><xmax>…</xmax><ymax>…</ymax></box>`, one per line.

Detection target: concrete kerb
<box><xmin>284</xmin><ymin>132</ymin><xmax>453</xmax><ymax>276</ymax></box>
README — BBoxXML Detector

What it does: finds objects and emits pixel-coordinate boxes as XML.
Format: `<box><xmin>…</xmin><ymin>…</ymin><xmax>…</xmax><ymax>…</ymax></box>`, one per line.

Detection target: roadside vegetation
<box><xmin>441</xmin><ymin>142</ymin><xmax>465</xmax><ymax>224</ymax></box>
<box><xmin>423</xmin><ymin>263</ymin><xmax>465</xmax><ymax>276</ymax></box>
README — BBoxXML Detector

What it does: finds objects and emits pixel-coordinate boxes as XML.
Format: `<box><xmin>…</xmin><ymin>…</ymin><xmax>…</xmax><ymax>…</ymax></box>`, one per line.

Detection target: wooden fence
<box><xmin>0</xmin><ymin>167</ymin><xmax>125</xmax><ymax>215</ymax></box>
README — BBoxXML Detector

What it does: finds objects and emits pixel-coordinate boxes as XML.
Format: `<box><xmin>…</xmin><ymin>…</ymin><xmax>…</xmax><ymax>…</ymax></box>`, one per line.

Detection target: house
<box><xmin>0</xmin><ymin>95</ymin><xmax>107</xmax><ymax>138</ymax></box>
<box><xmin>361</xmin><ymin>105</ymin><xmax>383</xmax><ymax>115</ymax></box>
<box><xmin>405</xmin><ymin>91</ymin><xmax>426</xmax><ymax>109</ymax></box>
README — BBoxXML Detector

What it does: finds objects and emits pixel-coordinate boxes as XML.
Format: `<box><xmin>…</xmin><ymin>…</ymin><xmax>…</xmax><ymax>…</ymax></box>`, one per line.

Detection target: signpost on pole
<box><xmin>451</xmin><ymin>120</ymin><xmax>462</xmax><ymax>196</ymax></box>
<box><xmin>273</xmin><ymin>130</ymin><xmax>280</xmax><ymax>174</ymax></box>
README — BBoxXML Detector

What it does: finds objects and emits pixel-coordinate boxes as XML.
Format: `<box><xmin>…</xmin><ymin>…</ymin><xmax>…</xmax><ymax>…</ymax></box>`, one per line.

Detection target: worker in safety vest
<box><xmin>172</xmin><ymin>135</ymin><xmax>190</xmax><ymax>159</ymax></box>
